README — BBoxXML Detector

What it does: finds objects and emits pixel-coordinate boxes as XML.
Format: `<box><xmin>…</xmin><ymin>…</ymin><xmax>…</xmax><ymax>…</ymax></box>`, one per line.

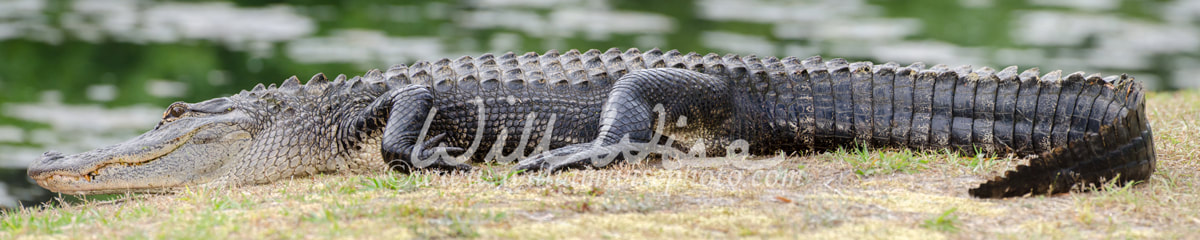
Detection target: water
<box><xmin>1</xmin><ymin>0</ymin><xmax>1197</xmax><ymax>208</ymax></box>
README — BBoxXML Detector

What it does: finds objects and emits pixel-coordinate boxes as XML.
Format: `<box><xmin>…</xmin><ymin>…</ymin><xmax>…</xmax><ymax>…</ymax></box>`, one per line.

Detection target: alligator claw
<box><xmin>513</xmin><ymin>160</ymin><xmax>546</xmax><ymax>172</ymax></box>
<box><xmin>514</xmin><ymin>154</ymin><xmax>554</xmax><ymax>173</ymax></box>
<box><xmin>421</xmin><ymin>133</ymin><xmax>451</xmax><ymax>148</ymax></box>
<box><xmin>427</xmin><ymin>160</ymin><xmax>472</xmax><ymax>172</ymax></box>
<box><xmin>413</xmin><ymin>146</ymin><xmax>469</xmax><ymax>171</ymax></box>
<box><xmin>418</xmin><ymin>146</ymin><xmax>464</xmax><ymax>158</ymax></box>
<box><xmin>514</xmin><ymin>144</ymin><xmax>598</xmax><ymax>172</ymax></box>
<box><xmin>390</xmin><ymin>153</ymin><xmax>471</xmax><ymax>173</ymax></box>
<box><xmin>408</xmin><ymin>132</ymin><xmax>470</xmax><ymax>171</ymax></box>
<box><xmin>514</xmin><ymin>156</ymin><xmax>591</xmax><ymax>173</ymax></box>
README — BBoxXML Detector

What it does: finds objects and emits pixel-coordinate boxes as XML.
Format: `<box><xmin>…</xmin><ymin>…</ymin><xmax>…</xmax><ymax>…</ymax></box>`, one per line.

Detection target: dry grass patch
<box><xmin>3</xmin><ymin>90</ymin><xmax>1199</xmax><ymax>239</ymax></box>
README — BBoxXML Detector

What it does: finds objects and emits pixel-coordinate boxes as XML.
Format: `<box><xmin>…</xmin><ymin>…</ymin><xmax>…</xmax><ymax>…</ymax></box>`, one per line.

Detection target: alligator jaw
<box><xmin>32</xmin><ymin>174</ymin><xmax>183</xmax><ymax>195</ymax></box>
<box><xmin>28</xmin><ymin>128</ymin><xmax>198</xmax><ymax>194</ymax></box>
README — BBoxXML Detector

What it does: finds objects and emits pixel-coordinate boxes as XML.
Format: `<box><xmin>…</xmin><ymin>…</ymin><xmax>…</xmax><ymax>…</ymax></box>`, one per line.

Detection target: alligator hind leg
<box><xmin>376</xmin><ymin>85</ymin><xmax>472</xmax><ymax>172</ymax></box>
<box><xmin>515</xmin><ymin>68</ymin><xmax>731</xmax><ymax>172</ymax></box>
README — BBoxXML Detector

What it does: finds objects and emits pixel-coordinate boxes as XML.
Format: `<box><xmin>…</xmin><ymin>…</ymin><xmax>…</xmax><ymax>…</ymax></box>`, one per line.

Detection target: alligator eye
<box><xmin>164</xmin><ymin>104</ymin><xmax>188</xmax><ymax>120</ymax></box>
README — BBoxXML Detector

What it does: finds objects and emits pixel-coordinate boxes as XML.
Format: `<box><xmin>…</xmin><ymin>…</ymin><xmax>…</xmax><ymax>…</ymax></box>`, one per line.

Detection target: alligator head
<box><xmin>28</xmin><ymin>74</ymin><xmax>392</xmax><ymax>194</ymax></box>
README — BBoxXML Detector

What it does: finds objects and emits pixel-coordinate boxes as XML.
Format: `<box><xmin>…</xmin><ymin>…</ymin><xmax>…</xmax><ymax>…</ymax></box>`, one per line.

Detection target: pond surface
<box><xmin>2</xmin><ymin>0</ymin><xmax>1197</xmax><ymax>208</ymax></box>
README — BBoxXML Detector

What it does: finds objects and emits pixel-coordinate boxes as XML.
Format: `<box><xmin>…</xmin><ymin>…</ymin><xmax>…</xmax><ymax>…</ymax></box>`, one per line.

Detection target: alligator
<box><xmin>27</xmin><ymin>48</ymin><xmax>1155</xmax><ymax>198</ymax></box>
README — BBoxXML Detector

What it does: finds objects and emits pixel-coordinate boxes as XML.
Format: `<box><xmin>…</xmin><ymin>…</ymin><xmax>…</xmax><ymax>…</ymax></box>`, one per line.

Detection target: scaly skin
<box><xmin>27</xmin><ymin>48</ymin><xmax>1155</xmax><ymax>198</ymax></box>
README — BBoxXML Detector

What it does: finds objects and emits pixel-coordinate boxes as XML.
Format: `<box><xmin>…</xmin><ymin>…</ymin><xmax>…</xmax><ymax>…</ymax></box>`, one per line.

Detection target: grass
<box><xmin>356</xmin><ymin>171</ymin><xmax>431</xmax><ymax>192</ymax></box>
<box><xmin>824</xmin><ymin>144</ymin><xmax>930</xmax><ymax>177</ymax></box>
<box><xmin>2</xmin><ymin>90</ymin><xmax>1199</xmax><ymax>238</ymax></box>
<box><xmin>921</xmin><ymin>207</ymin><xmax>960</xmax><ymax>233</ymax></box>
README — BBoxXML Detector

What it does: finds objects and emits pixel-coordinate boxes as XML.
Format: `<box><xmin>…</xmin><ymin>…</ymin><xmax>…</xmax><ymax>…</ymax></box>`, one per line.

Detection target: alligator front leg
<box><xmin>376</xmin><ymin>85</ymin><xmax>471</xmax><ymax>172</ymax></box>
<box><xmin>516</xmin><ymin>68</ymin><xmax>731</xmax><ymax>172</ymax></box>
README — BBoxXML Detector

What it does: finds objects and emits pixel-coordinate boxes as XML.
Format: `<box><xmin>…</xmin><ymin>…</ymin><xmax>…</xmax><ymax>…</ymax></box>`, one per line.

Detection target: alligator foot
<box><xmin>387</xmin><ymin>133</ymin><xmax>472</xmax><ymax>173</ymax></box>
<box><xmin>514</xmin><ymin>142</ymin><xmax>644</xmax><ymax>172</ymax></box>
<box><xmin>514</xmin><ymin>144</ymin><xmax>595</xmax><ymax>172</ymax></box>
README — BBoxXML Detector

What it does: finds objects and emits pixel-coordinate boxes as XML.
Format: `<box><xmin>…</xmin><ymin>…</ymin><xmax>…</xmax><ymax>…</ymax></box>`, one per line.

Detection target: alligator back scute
<box><xmin>1069</xmin><ymin>74</ymin><xmax>1104</xmax><ymax>156</ymax></box>
<box><xmin>1032</xmin><ymin>70</ymin><xmax>1063</xmax><ymax>154</ymax></box>
<box><xmin>1050</xmin><ymin>72</ymin><xmax>1085</xmax><ymax>149</ymax></box>
<box><xmin>406</xmin><ymin>62</ymin><xmax>433</xmax><ymax>87</ymax></box>
<box><xmin>870</xmin><ymin>63</ymin><xmax>897</xmax><ymax>147</ymax></box>
<box><xmin>803</xmin><ymin>57</ymin><xmax>835</xmax><ymax>149</ymax></box>
<box><xmin>784</xmin><ymin>57</ymin><xmax>817</xmax><ymax>151</ymax></box>
<box><xmin>619</xmin><ymin>49</ymin><xmax>645</xmax><ymax>72</ymax></box>
<box><xmin>849</xmin><ymin>62</ymin><xmax>874</xmax><ymax>147</ymax></box>
<box><xmin>909</xmin><ymin>68</ymin><xmax>936</xmax><ymax>149</ymax></box>
<box><xmin>1011</xmin><ymin>68</ymin><xmax>1039</xmax><ymax>153</ymax></box>
<box><xmin>889</xmin><ymin>64</ymin><xmax>916</xmax><ymax>149</ymax></box>
<box><xmin>970</xmin><ymin>67</ymin><xmax>998</xmax><ymax>152</ymax></box>
<box><xmin>949</xmin><ymin>65</ymin><xmax>976</xmax><ymax>152</ymax></box>
<box><xmin>992</xmin><ymin>67</ymin><xmax>1020</xmax><ymax>151</ymax></box>
<box><xmin>660</xmin><ymin>49</ymin><xmax>685</xmax><ymax>69</ymax></box>
<box><xmin>384</xmin><ymin>64</ymin><xmax>411</xmax><ymax>87</ymax></box>
<box><xmin>929</xmin><ymin>68</ymin><xmax>956</xmax><ymax>149</ymax></box>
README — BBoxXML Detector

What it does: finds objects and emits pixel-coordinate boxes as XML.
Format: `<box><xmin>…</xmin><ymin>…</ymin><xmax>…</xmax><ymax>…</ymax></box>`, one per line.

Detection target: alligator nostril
<box><xmin>41</xmin><ymin>151</ymin><xmax>65</xmax><ymax>161</ymax></box>
<box><xmin>30</xmin><ymin>151</ymin><xmax>66</xmax><ymax>177</ymax></box>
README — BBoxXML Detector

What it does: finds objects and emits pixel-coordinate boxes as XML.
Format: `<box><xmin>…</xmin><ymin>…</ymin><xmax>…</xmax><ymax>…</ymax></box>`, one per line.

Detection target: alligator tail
<box><xmin>968</xmin><ymin>74</ymin><xmax>1154</xmax><ymax>198</ymax></box>
<box><xmin>778</xmin><ymin>56</ymin><xmax>1154</xmax><ymax>198</ymax></box>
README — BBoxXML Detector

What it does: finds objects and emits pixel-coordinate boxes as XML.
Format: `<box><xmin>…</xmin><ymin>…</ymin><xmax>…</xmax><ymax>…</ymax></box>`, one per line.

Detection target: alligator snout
<box><xmin>27</xmin><ymin>151</ymin><xmax>65</xmax><ymax>177</ymax></box>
